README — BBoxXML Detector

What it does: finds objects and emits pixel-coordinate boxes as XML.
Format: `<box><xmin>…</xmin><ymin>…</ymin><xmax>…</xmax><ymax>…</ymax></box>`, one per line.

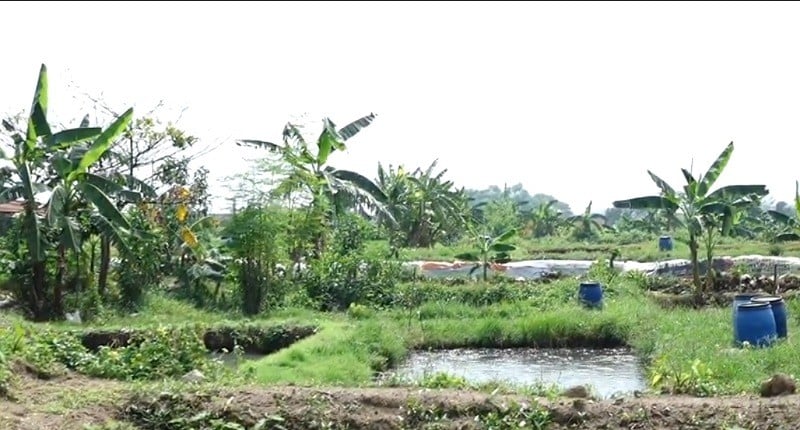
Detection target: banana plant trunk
<box><xmin>689</xmin><ymin>232</ymin><xmax>702</xmax><ymax>302</ymax></box>
<box><xmin>31</xmin><ymin>260</ymin><xmax>47</xmax><ymax>321</ymax></box>
<box><xmin>54</xmin><ymin>245</ymin><xmax>66</xmax><ymax>318</ymax></box>
<box><xmin>98</xmin><ymin>236</ymin><xmax>111</xmax><ymax>299</ymax></box>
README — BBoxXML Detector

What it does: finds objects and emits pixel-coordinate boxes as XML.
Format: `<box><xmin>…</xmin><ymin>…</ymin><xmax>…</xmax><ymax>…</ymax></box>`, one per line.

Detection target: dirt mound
<box><xmin>4</xmin><ymin>370</ymin><xmax>800</xmax><ymax>429</ymax></box>
<box><xmin>0</xmin><ymin>364</ymin><xmax>122</xmax><ymax>430</ymax></box>
<box><xmin>123</xmin><ymin>385</ymin><xmax>800</xmax><ymax>429</ymax></box>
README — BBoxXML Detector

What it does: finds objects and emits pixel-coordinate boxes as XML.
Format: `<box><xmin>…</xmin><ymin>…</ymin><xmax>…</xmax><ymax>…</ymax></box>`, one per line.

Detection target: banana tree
<box><xmin>376</xmin><ymin>160</ymin><xmax>469</xmax><ymax>248</ymax></box>
<box><xmin>767</xmin><ymin>181</ymin><xmax>800</xmax><ymax>241</ymax></box>
<box><xmin>566</xmin><ymin>201</ymin><xmax>610</xmax><ymax>240</ymax></box>
<box><xmin>613</xmin><ymin>142</ymin><xmax>767</xmax><ymax>296</ymax></box>
<box><xmin>455</xmin><ymin>227</ymin><xmax>517</xmax><ymax>281</ymax></box>
<box><xmin>1</xmin><ymin>64</ymin><xmax>134</xmax><ymax>319</ymax></box>
<box><xmin>523</xmin><ymin>199</ymin><xmax>565</xmax><ymax>238</ymax></box>
<box><xmin>237</xmin><ymin>114</ymin><xmax>393</xmax><ymax>257</ymax></box>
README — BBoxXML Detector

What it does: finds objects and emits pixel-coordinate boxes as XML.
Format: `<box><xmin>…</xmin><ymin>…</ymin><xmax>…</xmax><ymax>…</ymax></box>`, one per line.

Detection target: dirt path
<box><xmin>3</xmin><ymin>371</ymin><xmax>800</xmax><ymax>429</ymax></box>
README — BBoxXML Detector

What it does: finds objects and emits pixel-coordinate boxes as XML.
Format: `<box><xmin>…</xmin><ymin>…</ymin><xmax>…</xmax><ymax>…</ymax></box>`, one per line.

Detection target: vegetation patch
<box><xmin>79</xmin><ymin>323</ymin><xmax>317</xmax><ymax>355</ymax></box>
<box><xmin>202</xmin><ymin>324</ymin><xmax>318</xmax><ymax>354</ymax></box>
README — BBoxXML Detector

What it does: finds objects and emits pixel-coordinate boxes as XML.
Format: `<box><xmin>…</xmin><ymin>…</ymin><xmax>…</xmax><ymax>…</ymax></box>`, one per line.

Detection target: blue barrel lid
<box><xmin>752</xmin><ymin>296</ymin><xmax>784</xmax><ymax>304</ymax></box>
<box><xmin>737</xmin><ymin>302</ymin><xmax>770</xmax><ymax>310</ymax></box>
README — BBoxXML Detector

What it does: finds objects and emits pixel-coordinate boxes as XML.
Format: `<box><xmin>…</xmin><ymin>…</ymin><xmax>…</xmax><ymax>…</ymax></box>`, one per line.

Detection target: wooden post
<box><xmin>774</xmin><ymin>264</ymin><xmax>780</xmax><ymax>295</ymax></box>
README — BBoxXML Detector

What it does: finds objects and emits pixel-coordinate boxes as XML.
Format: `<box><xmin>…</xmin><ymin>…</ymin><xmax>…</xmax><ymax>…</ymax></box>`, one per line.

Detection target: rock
<box><xmin>760</xmin><ymin>373</ymin><xmax>796</xmax><ymax>397</ymax></box>
<box><xmin>181</xmin><ymin>369</ymin><xmax>205</xmax><ymax>383</ymax></box>
<box><xmin>572</xmin><ymin>399</ymin><xmax>586</xmax><ymax>411</ymax></box>
<box><xmin>562</xmin><ymin>385</ymin><xmax>590</xmax><ymax>398</ymax></box>
<box><xmin>779</xmin><ymin>274</ymin><xmax>800</xmax><ymax>291</ymax></box>
<box><xmin>0</xmin><ymin>298</ymin><xmax>15</xmax><ymax>309</ymax></box>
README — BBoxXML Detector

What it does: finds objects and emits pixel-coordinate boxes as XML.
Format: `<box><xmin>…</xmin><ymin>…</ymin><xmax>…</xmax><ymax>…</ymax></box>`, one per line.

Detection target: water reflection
<box><xmin>390</xmin><ymin>348</ymin><xmax>646</xmax><ymax>398</ymax></box>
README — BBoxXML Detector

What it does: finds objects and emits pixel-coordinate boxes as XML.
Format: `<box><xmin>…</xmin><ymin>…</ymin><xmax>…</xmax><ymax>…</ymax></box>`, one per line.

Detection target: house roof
<box><xmin>0</xmin><ymin>201</ymin><xmax>26</xmax><ymax>214</ymax></box>
<box><xmin>0</xmin><ymin>201</ymin><xmax>47</xmax><ymax>216</ymax></box>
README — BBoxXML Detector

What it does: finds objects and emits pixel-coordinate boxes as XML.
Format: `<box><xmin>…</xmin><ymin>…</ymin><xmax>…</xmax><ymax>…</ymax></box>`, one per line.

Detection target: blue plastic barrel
<box><xmin>752</xmin><ymin>296</ymin><xmax>788</xmax><ymax>339</ymax></box>
<box><xmin>735</xmin><ymin>302</ymin><xmax>777</xmax><ymax>347</ymax></box>
<box><xmin>732</xmin><ymin>293</ymin><xmax>764</xmax><ymax>342</ymax></box>
<box><xmin>658</xmin><ymin>236</ymin><xmax>673</xmax><ymax>252</ymax></box>
<box><xmin>578</xmin><ymin>281</ymin><xmax>603</xmax><ymax>309</ymax></box>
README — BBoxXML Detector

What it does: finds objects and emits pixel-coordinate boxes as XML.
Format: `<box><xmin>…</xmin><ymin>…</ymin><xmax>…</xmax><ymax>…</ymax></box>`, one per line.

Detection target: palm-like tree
<box><xmin>613</xmin><ymin>142</ymin><xmax>767</xmax><ymax>296</ymax></box>
<box><xmin>0</xmin><ymin>64</ymin><xmax>134</xmax><ymax>319</ymax></box>
<box><xmin>566</xmin><ymin>201</ymin><xmax>610</xmax><ymax>240</ymax></box>
<box><xmin>523</xmin><ymin>199</ymin><xmax>566</xmax><ymax>238</ymax></box>
<box><xmin>238</xmin><ymin>114</ymin><xmax>392</xmax><ymax>256</ymax></box>
<box><xmin>376</xmin><ymin>160</ymin><xmax>469</xmax><ymax>248</ymax></box>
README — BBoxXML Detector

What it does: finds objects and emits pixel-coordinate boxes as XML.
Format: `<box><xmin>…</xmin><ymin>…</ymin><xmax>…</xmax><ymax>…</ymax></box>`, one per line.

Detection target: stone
<box><xmin>760</xmin><ymin>373</ymin><xmax>796</xmax><ymax>397</ymax></box>
<box><xmin>182</xmin><ymin>369</ymin><xmax>205</xmax><ymax>383</ymax></box>
<box><xmin>562</xmin><ymin>385</ymin><xmax>590</xmax><ymax>398</ymax></box>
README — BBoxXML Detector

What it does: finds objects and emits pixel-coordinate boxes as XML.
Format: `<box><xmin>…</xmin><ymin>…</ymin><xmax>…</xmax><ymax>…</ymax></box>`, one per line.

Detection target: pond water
<box><xmin>388</xmin><ymin>347</ymin><xmax>647</xmax><ymax>398</ymax></box>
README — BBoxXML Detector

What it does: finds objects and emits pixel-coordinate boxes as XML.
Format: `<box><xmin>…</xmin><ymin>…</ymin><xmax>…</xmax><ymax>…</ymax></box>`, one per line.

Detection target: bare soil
<box><xmin>3</xmin><ymin>369</ymin><xmax>800</xmax><ymax>429</ymax></box>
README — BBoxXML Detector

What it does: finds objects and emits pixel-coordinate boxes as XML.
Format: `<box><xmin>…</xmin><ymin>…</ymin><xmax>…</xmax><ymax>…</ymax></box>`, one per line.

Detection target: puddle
<box><xmin>388</xmin><ymin>347</ymin><xmax>647</xmax><ymax>398</ymax></box>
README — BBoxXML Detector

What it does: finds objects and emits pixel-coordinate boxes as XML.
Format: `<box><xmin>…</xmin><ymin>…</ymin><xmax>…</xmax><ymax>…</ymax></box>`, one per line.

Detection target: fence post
<box><xmin>774</xmin><ymin>263</ymin><xmax>780</xmax><ymax>295</ymax></box>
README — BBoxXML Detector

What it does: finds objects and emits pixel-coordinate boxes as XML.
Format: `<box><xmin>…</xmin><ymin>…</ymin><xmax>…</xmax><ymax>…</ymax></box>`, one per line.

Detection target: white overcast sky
<box><xmin>2</xmin><ymin>1</ymin><xmax>800</xmax><ymax>214</ymax></box>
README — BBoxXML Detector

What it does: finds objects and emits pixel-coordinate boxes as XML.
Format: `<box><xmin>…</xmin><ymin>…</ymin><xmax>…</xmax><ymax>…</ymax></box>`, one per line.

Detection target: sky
<box><xmin>2</xmin><ymin>1</ymin><xmax>800</xmax><ymax>214</ymax></box>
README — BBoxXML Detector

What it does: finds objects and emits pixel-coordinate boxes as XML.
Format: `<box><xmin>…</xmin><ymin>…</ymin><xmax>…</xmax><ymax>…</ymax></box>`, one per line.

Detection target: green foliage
<box><xmin>478</xmin><ymin>400</ymin><xmax>552</xmax><ymax>430</ymax></box>
<box><xmin>81</xmin><ymin>327</ymin><xmax>216</xmax><ymax>380</ymax></box>
<box><xmin>375</xmin><ymin>160</ymin><xmax>471</xmax><ymax>248</ymax></box>
<box><xmin>613</xmin><ymin>141</ymin><xmax>768</xmax><ymax>295</ymax></box>
<box><xmin>116</xmin><ymin>207</ymin><xmax>163</xmax><ymax>310</ymax></box>
<box><xmin>455</xmin><ymin>228</ymin><xmax>517</xmax><ymax>281</ymax></box>
<box><xmin>237</xmin><ymin>113</ymin><xmax>389</xmax><ymax>257</ymax></box>
<box><xmin>650</xmin><ymin>357</ymin><xmax>718</xmax><ymax>396</ymax></box>
<box><xmin>301</xmin><ymin>250</ymin><xmax>403</xmax><ymax>311</ymax></box>
<box><xmin>567</xmin><ymin>201</ymin><xmax>611</xmax><ymax>241</ymax></box>
<box><xmin>226</xmin><ymin>205</ymin><xmax>288</xmax><ymax>315</ymax></box>
<box><xmin>417</xmin><ymin>371</ymin><xmax>469</xmax><ymax>388</ymax></box>
<box><xmin>483</xmin><ymin>196</ymin><xmax>520</xmax><ymax>237</ymax></box>
<box><xmin>0</xmin><ymin>324</ymin><xmax>225</xmax><ymax>383</ymax></box>
<box><xmin>1</xmin><ymin>64</ymin><xmax>135</xmax><ymax>320</ymax></box>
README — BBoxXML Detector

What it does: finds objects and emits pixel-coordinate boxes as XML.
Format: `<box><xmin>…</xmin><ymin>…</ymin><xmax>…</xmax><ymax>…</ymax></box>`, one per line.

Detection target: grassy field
<box><xmin>4</xmin><ymin>271</ymin><xmax>798</xmax><ymax>398</ymax></box>
<box><xmin>4</xmin><ymin>269</ymin><xmax>800</xmax><ymax>428</ymax></box>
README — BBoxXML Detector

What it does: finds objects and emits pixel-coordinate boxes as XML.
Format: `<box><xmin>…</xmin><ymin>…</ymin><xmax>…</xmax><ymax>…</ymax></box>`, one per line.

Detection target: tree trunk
<box><xmin>98</xmin><ymin>236</ymin><xmax>111</xmax><ymax>299</ymax></box>
<box><xmin>31</xmin><ymin>260</ymin><xmax>47</xmax><ymax>321</ymax></box>
<box><xmin>689</xmin><ymin>233</ymin><xmax>702</xmax><ymax>302</ymax></box>
<box><xmin>54</xmin><ymin>245</ymin><xmax>66</xmax><ymax>318</ymax></box>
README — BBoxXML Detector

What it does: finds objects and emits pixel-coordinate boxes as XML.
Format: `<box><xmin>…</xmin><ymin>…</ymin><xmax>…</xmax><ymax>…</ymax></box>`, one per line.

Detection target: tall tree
<box><xmin>0</xmin><ymin>64</ymin><xmax>134</xmax><ymax>319</ymax></box>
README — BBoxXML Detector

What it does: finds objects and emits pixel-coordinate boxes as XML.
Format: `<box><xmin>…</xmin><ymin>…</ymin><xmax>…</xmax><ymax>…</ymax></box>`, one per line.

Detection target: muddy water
<box><xmin>390</xmin><ymin>348</ymin><xmax>647</xmax><ymax>398</ymax></box>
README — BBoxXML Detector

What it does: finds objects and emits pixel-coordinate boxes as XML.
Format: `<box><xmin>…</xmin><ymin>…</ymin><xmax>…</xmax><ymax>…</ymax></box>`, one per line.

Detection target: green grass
<box><xmin>4</xmin><ymin>271</ymin><xmax>800</xmax><ymax>397</ymax></box>
<box><xmin>237</xmin><ymin>275</ymin><xmax>800</xmax><ymax>396</ymax></box>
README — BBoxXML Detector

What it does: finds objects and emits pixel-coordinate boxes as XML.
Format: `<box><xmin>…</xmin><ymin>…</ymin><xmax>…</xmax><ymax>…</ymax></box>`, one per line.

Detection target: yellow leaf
<box><xmin>651</xmin><ymin>373</ymin><xmax>662</xmax><ymax>386</ymax></box>
<box><xmin>177</xmin><ymin>186</ymin><xmax>191</xmax><ymax>200</ymax></box>
<box><xmin>180</xmin><ymin>227</ymin><xmax>198</xmax><ymax>247</ymax></box>
<box><xmin>176</xmin><ymin>204</ymin><xmax>189</xmax><ymax>223</ymax></box>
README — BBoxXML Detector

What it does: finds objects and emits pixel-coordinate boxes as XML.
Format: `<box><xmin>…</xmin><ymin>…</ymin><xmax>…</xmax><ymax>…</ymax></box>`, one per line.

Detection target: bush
<box><xmin>301</xmin><ymin>251</ymin><xmax>403</xmax><ymax>311</ymax></box>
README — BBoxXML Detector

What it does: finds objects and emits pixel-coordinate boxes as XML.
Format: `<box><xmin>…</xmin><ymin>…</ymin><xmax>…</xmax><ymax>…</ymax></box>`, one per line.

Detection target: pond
<box><xmin>388</xmin><ymin>347</ymin><xmax>647</xmax><ymax>398</ymax></box>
